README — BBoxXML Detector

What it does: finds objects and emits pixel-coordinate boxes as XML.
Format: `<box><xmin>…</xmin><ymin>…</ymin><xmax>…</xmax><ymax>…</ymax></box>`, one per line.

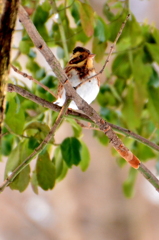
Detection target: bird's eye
<box><xmin>79</xmin><ymin>55</ymin><xmax>83</xmax><ymax>59</ymax></box>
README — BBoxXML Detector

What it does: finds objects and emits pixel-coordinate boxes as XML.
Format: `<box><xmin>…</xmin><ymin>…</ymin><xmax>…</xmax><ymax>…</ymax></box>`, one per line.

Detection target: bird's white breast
<box><xmin>54</xmin><ymin>70</ymin><xmax>99</xmax><ymax>110</ymax></box>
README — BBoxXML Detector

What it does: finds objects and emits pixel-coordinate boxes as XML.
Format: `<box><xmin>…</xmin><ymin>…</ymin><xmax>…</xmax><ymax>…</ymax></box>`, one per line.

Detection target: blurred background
<box><xmin>1</xmin><ymin>0</ymin><xmax>159</xmax><ymax>240</ymax></box>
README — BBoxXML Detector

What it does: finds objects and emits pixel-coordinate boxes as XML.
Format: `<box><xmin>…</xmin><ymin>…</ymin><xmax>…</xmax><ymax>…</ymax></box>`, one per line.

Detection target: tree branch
<box><xmin>7</xmin><ymin>83</ymin><xmax>159</xmax><ymax>153</ymax></box>
<box><xmin>11</xmin><ymin>64</ymin><xmax>57</xmax><ymax>98</ymax></box>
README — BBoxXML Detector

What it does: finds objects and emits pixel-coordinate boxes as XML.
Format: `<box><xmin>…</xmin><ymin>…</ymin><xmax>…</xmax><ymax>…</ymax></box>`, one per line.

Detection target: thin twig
<box><xmin>7</xmin><ymin>83</ymin><xmax>159</xmax><ymax>152</ymax></box>
<box><xmin>75</xmin><ymin>14</ymin><xmax>130</xmax><ymax>90</ymax></box>
<box><xmin>0</xmin><ymin>97</ymin><xmax>71</xmax><ymax>193</ymax></box>
<box><xmin>11</xmin><ymin>64</ymin><xmax>57</xmax><ymax>98</ymax></box>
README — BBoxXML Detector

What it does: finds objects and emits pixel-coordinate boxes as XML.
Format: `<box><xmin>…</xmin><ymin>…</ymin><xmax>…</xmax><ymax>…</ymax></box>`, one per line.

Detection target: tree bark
<box><xmin>0</xmin><ymin>0</ymin><xmax>20</xmax><ymax>135</ymax></box>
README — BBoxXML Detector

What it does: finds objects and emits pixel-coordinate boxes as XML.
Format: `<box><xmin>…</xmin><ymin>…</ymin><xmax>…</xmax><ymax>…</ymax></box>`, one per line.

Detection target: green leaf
<box><xmin>37</xmin><ymin>75</ymin><xmax>57</xmax><ymax>93</ymax></box>
<box><xmin>19</xmin><ymin>40</ymin><xmax>31</xmax><ymax>54</ymax></box>
<box><xmin>123</xmin><ymin>168</ymin><xmax>138</xmax><ymax>198</ymax></box>
<box><xmin>147</xmin><ymin>69</ymin><xmax>159</xmax><ymax>123</ymax></box>
<box><xmin>28</xmin><ymin>136</ymin><xmax>39</xmax><ymax>150</ymax></box>
<box><xmin>70</xmin><ymin>0</ymin><xmax>80</xmax><ymax>24</ymax></box>
<box><xmin>41</xmin><ymin>0</ymin><xmax>51</xmax><ymax>12</ymax></box>
<box><xmin>103</xmin><ymin>3</ymin><xmax>115</xmax><ymax>21</ymax></box>
<box><xmin>26</xmin><ymin>59</ymin><xmax>40</xmax><ymax>77</ymax></box>
<box><xmin>122</xmin><ymin>85</ymin><xmax>140</xmax><ymax>130</ymax></box>
<box><xmin>145</xmin><ymin>43</ymin><xmax>159</xmax><ymax>64</ymax></box>
<box><xmin>132</xmin><ymin>53</ymin><xmax>152</xmax><ymax>116</ymax></box>
<box><xmin>5</xmin><ymin>96</ymin><xmax>25</xmax><ymax>135</ymax></box>
<box><xmin>112</xmin><ymin>53</ymin><xmax>131</xmax><ymax>79</ymax></box>
<box><xmin>92</xmin><ymin>37</ymin><xmax>107</xmax><ymax>62</ymax></box>
<box><xmin>56</xmin><ymin>161</ymin><xmax>68</xmax><ymax>182</ymax></box>
<box><xmin>5</xmin><ymin>140</ymin><xmax>31</xmax><ymax>192</ymax></box>
<box><xmin>25</xmin><ymin>121</ymin><xmax>50</xmax><ymax>133</ymax></box>
<box><xmin>52</xmin><ymin>146</ymin><xmax>64</xmax><ymax>179</ymax></box>
<box><xmin>94</xmin><ymin>16</ymin><xmax>108</xmax><ymax>42</ymax></box>
<box><xmin>1</xmin><ymin>134</ymin><xmax>14</xmax><ymax>156</ymax></box>
<box><xmin>78</xmin><ymin>2</ymin><xmax>94</xmax><ymax>37</ymax></box>
<box><xmin>66</xmin><ymin>119</ymin><xmax>82</xmax><ymax>138</ymax></box>
<box><xmin>79</xmin><ymin>141</ymin><xmax>90</xmax><ymax>171</ymax></box>
<box><xmin>36</xmin><ymin>151</ymin><xmax>55</xmax><ymax>190</ymax></box>
<box><xmin>30</xmin><ymin>171</ymin><xmax>39</xmax><ymax>194</ymax></box>
<box><xmin>60</xmin><ymin>137</ymin><xmax>82</xmax><ymax>168</ymax></box>
<box><xmin>94</xmin><ymin>130</ymin><xmax>109</xmax><ymax>145</ymax></box>
<box><xmin>33</xmin><ymin>5</ymin><xmax>49</xmax><ymax>26</ymax></box>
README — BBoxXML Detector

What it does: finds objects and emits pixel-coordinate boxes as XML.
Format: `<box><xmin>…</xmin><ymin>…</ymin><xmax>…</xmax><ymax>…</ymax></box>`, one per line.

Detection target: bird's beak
<box><xmin>88</xmin><ymin>54</ymin><xmax>95</xmax><ymax>59</ymax></box>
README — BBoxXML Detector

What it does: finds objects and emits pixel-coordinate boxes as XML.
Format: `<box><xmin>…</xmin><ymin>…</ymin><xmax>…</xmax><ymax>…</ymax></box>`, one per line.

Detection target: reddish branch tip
<box><xmin>117</xmin><ymin>147</ymin><xmax>140</xmax><ymax>169</ymax></box>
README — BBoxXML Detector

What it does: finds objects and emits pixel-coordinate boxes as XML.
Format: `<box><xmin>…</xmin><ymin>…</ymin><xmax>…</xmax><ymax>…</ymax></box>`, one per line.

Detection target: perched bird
<box><xmin>54</xmin><ymin>46</ymin><xmax>100</xmax><ymax>110</ymax></box>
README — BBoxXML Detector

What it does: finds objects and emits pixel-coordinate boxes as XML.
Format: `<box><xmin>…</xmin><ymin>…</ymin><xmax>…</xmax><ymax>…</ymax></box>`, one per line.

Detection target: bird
<box><xmin>54</xmin><ymin>46</ymin><xmax>100</xmax><ymax>110</ymax></box>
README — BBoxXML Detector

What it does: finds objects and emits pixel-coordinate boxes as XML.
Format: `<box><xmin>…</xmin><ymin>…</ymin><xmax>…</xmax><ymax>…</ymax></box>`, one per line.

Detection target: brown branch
<box><xmin>4</xmin><ymin>6</ymin><xmax>158</xmax><ymax>192</ymax></box>
<box><xmin>7</xmin><ymin>83</ymin><xmax>159</xmax><ymax>153</ymax></box>
<box><xmin>11</xmin><ymin>64</ymin><xmax>57</xmax><ymax>98</ymax></box>
<box><xmin>0</xmin><ymin>0</ymin><xmax>20</xmax><ymax>136</ymax></box>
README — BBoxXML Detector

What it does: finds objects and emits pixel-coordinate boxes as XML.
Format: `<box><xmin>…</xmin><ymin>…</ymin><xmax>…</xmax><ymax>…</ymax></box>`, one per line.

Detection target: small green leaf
<box><xmin>66</xmin><ymin>119</ymin><xmax>82</xmax><ymax>138</ymax></box>
<box><xmin>122</xmin><ymin>85</ymin><xmax>140</xmax><ymax>130</ymax></box>
<box><xmin>19</xmin><ymin>40</ymin><xmax>31</xmax><ymax>54</ymax></box>
<box><xmin>52</xmin><ymin>146</ymin><xmax>64</xmax><ymax>179</ymax></box>
<box><xmin>56</xmin><ymin>161</ymin><xmax>68</xmax><ymax>182</ymax></box>
<box><xmin>41</xmin><ymin>0</ymin><xmax>51</xmax><ymax>12</ymax></box>
<box><xmin>147</xmin><ymin>69</ymin><xmax>159</xmax><ymax>123</ymax></box>
<box><xmin>26</xmin><ymin>59</ymin><xmax>40</xmax><ymax>77</ymax></box>
<box><xmin>94</xmin><ymin>16</ymin><xmax>108</xmax><ymax>42</ymax></box>
<box><xmin>123</xmin><ymin>168</ymin><xmax>138</xmax><ymax>198</ymax></box>
<box><xmin>112</xmin><ymin>53</ymin><xmax>131</xmax><ymax>79</ymax></box>
<box><xmin>28</xmin><ymin>136</ymin><xmax>39</xmax><ymax>150</ymax></box>
<box><xmin>79</xmin><ymin>141</ymin><xmax>90</xmax><ymax>171</ymax></box>
<box><xmin>25</xmin><ymin>121</ymin><xmax>50</xmax><ymax>135</ymax></box>
<box><xmin>70</xmin><ymin>0</ymin><xmax>80</xmax><ymax>24</ymax></box>
<box><xmin>92</xmin><ymin>37</ymin><xmax>107</xmax><ymax>62</ymax></box>
<box><xmin>103</xmin><ymin>3</ymin><xmax>115</xmax><ymax>21</ymax></box>
<box><xmin>145</xmin><ymin>43</ymin><xmax>159</xmax><ymax>64</ymax></box>
<box><xmin>79</xmin><ymin>2</ymin><xmax>94</xmax><ymax>37</ymax></box>
<box><xmin>37</xmin><ymin>75</ymin><xmax>57</xmax><ymax>93</ymax></box>
<box><xmin>60</xmin><ymin>137</ymin><xmax>82</xmax><ymax>168</ymax></box>
<box><xmin>31</xmin><ymin>171</ymin><xmax>39</xmax><ymax>194</ymax></box>
<box><xmin>36</xmin><ymin>151</ymin><xmax>55</xmax><ymax>190</ymax></box>
<box><xmin>1</xmin><ymin>134</ymin><xmax>14</xmax><ymax>156</ymax></box>
<box><xmin>5</xmin><ymin>96</ymin><xmax>25</xmax><ymax>135</ymax></box>
<box><xmin>33</xmin><ymin>5</ymin><xmax>49</xmax><ymax>26</ymax></box>
<box><xmin>5</xmin><ymin>140</ymin><xmax>31</xmax><ymax>192</ymax></box>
